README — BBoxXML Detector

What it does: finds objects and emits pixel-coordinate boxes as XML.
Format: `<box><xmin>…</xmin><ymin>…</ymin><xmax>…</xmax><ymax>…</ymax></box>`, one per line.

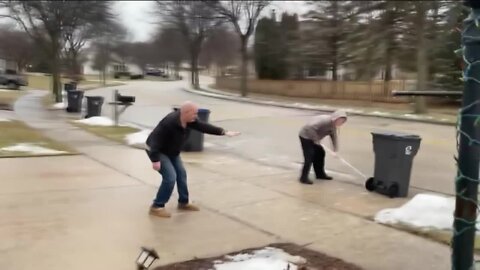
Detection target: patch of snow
<box><xmin>213</xmin><ymin>247</ymin><xmax>306</xmax><ymax>270</ymax></box>
<box><xmin>125</xmin><ymin>129</ymin><xmax>151</xmax><ymax>147</ymax></box>
<box><xmin>375</xmin><ymin>193</ymin><xmax>480</xmax><ymax>231</ymax></box>
<box><xmin>0</xmin><ymin>143</ymin><xmax>66</xmax><ymax>155</ymax></box>
<box><xmin>371</xmin><ymin>111</ymin><xmax>391</xmax><ymax>116</ymax></box>
<box><xmin>74</xmin><ymin>116</ymin><xmax>114</xmax><ymax>126</ymax></box>
<box><xmin>0</xmin><ymin>118</ymin><xmax>11</xmax><ymax>122</ymax></box>
<box><xmin>403</xmin><ymin>114</ymin><xmax>421</xmax><ymax>119</ymax></box>
<box><xmin>52</xmin><ymin>102</ymin><xmax>67</xmax><ymax>109</ymax></box>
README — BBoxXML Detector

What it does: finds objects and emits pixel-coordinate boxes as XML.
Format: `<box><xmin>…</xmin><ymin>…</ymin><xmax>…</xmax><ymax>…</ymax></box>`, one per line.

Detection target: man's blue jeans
<box><xmin>153</xmin><ymin>154</ymin><xmax>188</xmax><ymax>207</ymax></box>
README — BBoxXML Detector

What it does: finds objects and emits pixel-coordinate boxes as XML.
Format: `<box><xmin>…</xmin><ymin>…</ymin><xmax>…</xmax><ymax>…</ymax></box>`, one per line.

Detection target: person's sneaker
<box><xmin>317</xmin><ymin>175</ymin><xmax>333</xmax><ymax>180</ymax></box>
<box><xmin>149</xmin><ymin>207</ymin><xmax>171</xmax><ymax>218</ymax></box>
<box><xmin>299</xmin><ymin>178</ymin><xmax>314</xmax><ymax>185</ymax></box>
<box><xmin>178</xmin><ymin>203</ymin><xmax>200</xmax><ymax>211</ymax></box>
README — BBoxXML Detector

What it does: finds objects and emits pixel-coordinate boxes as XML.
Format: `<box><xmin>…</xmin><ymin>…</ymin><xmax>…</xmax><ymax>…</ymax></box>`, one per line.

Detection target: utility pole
<box><xmin>452</xmin><ymin>1</ymin><xmax>480</xmax><ymax>269</ymax></box>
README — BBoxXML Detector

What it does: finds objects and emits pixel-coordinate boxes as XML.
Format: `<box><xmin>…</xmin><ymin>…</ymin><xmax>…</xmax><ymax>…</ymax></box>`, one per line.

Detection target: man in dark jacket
<box><xmin>298</xmin><ymin>110</ymin><xmax>347</xmax><ymax>185</ymax></box>
<box><xmin>146</xmin><ymin>101</ymin><xmax>240</xmax><ymax>218</ymax></box>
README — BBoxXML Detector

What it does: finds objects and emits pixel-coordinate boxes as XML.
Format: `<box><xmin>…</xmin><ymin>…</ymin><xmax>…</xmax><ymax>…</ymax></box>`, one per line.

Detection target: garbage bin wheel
<box><xmin>365</xmin><ymin>177</ymin><xmax>376</xmax><ymax>192</ymax></box>
<box><xmin>388</xmin><ymin>183</ymin><xmax>399</xmax><ymax>198</ymax></box>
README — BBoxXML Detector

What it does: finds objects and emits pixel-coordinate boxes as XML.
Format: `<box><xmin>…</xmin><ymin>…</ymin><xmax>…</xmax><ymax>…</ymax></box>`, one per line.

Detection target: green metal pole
<box><xmin>452</xmin><ymin>2</ymin><xmax>480</xmax><ymax>270</ymax></box>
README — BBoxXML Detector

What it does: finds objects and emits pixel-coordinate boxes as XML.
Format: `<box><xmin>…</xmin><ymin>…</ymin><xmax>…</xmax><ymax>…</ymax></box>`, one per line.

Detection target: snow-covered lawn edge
<box><xmin>124</xmin><ymin>129</ymin><xmax>151</xmax><ymax>149</ymax></box>
<box><xmin>374</xmin><ymin>193</ymin><xmax>480</xmax><ymax>250</ymax></box>
<box><xmin>0</xmin><ymin>142</ymin><xmax>76</xmax><ymax>157</ymax></box>
<box><xmin>74</xmin><ymin>116</ymin><xmax>115</xmax><ymax>126</ymax></box>
<box><xmin>213</xmin><ymin>247</ymin><xmax>306</xmax><ymax>270</ymax></box>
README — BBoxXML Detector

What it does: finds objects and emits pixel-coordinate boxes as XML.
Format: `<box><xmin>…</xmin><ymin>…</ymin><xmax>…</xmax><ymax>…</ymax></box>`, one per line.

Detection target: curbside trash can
<box><xmin>173</xmin><ymin>107</ymin><xmax>211</xmax><ymax>152</ymax></box>
<box><xmin>64</xmin><ymin>82</ymin><xmax>77</xmax><ymax>92</ymax></box>
<box><xmin>85</xmin><ymin>96</ymin><xmax>104</xmax><ymax>118</ymax></box>
<box><xmin>365</xmin><ymin>131</ymin><xmax>421</xmax><ymax>198</ymax></box>
<box><xmin>66</xmin><ymin>90</ymin><xmax>84</xmax><ymax>113</ymax></box>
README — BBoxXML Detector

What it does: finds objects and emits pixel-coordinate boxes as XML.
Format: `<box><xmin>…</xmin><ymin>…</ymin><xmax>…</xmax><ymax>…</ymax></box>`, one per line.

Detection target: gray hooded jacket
<box><xmin>299</xmin><ymin>110</ymin><xmax>347</xmax><ymax>151</ymax></box>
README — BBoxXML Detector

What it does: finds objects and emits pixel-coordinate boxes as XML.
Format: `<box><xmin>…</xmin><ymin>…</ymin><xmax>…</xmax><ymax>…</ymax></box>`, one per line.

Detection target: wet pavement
<box><xmin>0</xmin><ymin>79</ymin><xmax>455</xmax><ymax>270</ymax></box>
<box><xmin>87</xmin><ymin>76</ymin><xmax>456</xmax><ymax>195</ymax></box>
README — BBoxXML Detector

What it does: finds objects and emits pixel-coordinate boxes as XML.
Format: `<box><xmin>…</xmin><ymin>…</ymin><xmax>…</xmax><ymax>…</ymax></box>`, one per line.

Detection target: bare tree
<box><xmin>209</xmin><ymin>0</ymin><xmax>270</xmax><ymax>96</ymax></box>
<box><xmin>152</xmin><ymin>26</ymin><xmax>188</xmax><ymax>78</ymax></box>
<box><xmin>200</xmin><ymin>27</ymin><xmax>239</xmax><ymax>76</ymax></box>
<box><xmin>0</xmin><ymin>25</ymin><xmax>34</xmax><ymax>71</ymax></box>
<box><xmin>0</xmin><ymin>1</ymin><xmax>116</xmax><ymax>102</ymax></box>
<box><xmin>62</xmin><ymin>1</ymin><xmax>115</xmax><ymax>81</ymax></box>
<box><xmin>91</xmin><ymin>21</ymin><xmax>128</xmax><ymax>85</ymax></box>
<box><xmin>126</xmin><ymin>42</ymin><xmax>156</xmax><ymax>75</ymax></box>
<box><xmin>155</xmin><ymin>1</ymin><xmax>223</xmax><ymax>89</ymax></box>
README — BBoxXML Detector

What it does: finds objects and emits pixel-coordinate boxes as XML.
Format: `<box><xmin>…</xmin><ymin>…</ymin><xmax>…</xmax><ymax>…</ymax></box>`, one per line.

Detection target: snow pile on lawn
<box><xmin>371</xmin><ymin>111</ymin><xmax>391</xmax><ymax>116</ymax></box>
<box><xmin>125</xmin><ymin>129</ymin><xmax>151</xmax><ymax>148</ymax></box>
<box><xmin>213</xmin><ymin>247</ymin><xmax>306</xmax><ymax>270</ymax></box>
<box><xmin>375</xmin><ymin>193</ymin><xmax>480</xmax><ymax>231</ymax></box>
<box><xmin>0</xmin><ymin>143</ymin><xmax>66</xmax><ymax>155</ymax></box>
<box><xmin>0</xmin><ymin>117</ymin><xmax>11</xmax><ymax>122</ymax></box>
<box><xmin>74</xmin><ymin>116</ymin><xmax>114</xmax><ymax>126</ymax></box>
<box><xmin>52</xmin><ymin>102</ymin><xmax>67</xmax><ymax>109</ymax></box>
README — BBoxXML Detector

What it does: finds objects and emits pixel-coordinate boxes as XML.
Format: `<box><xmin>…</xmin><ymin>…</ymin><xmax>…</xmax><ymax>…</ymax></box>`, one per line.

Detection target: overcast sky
<box><xmin>114</xmin><ymin>1</ymin><xmax>310</xmax><ymax>42</ymax></box>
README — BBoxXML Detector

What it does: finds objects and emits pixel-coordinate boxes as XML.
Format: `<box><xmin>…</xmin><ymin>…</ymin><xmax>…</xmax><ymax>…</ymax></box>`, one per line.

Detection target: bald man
<box><xmin>145</xmin><ymin>101</ymin><xmax>240</xmax><ymax>218</ymax></box>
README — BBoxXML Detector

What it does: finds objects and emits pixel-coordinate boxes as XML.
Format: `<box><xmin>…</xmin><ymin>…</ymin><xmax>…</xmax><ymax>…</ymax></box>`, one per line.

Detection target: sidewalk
<box><xmin>1</xmin><ymin>90</ymin><xmax>452</xmax><ymax>270</ymax></box>
<box><xmin>183</xmin><ymin>85</ymin><xmax>458</xmax><ymax>126</ymax></box>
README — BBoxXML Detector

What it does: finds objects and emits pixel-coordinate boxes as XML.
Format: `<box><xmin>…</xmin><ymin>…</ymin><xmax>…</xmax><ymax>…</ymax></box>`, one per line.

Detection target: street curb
<box><xmin>182</xmin><ymin>87</ymin><xmax>457</xmax><ymax>127</ymax></box>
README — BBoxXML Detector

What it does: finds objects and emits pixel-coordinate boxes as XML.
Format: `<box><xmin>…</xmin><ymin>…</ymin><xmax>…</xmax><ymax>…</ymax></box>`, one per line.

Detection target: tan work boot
<box><xmin>149</xmin><ymin>207</ymin><xmax>171</xmax><ymax>218</ymax></box>
<box><xmin>178</xmin><ymin>203</ymin><xmax>200</xmax><ymax>211</ymax></box>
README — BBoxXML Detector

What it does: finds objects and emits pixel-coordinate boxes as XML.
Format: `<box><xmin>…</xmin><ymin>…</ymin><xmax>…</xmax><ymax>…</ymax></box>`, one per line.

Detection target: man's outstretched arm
<box><xmin>189</xmin><ymin>121</ymin><xmax>240</xmax><ymax>136</ymax></box>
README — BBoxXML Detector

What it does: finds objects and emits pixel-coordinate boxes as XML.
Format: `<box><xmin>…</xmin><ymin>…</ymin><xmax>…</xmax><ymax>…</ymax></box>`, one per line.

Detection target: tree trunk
<box><xmin>51</xmin><ymin>52</ymin><xmax>62</xmax><ymax>103</ymax></box>
<box><xmin>190</xmin><ymin>55</ymin><xmax>195</xmax><ymax>88</ymax></box>
<box><xmin>383</xmin><ymin>6</ymin><xmax>395</xmax><ymax>86</ymax></box>
<box><xmin>191</xmin><ymin>54</ymin><xmax>200</xmax><ymax>89</ymax></box>
<box><xmin>240</xmin><ymin>37</ymin><xmax>248</xmax><ymax>97</ymax></box>
<box><xmin>414</xmin><ymin>2</ymin><xmax>428</xmax><ymax>114</ymax></box>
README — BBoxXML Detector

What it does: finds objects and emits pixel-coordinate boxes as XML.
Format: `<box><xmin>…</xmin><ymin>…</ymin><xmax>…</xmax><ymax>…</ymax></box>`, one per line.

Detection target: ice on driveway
<box><xmin>74</xmin><ymin>116</ymin><xmax>114</xmax><ymax>126</ymax></box>
<box><xmin>213</xmin><ymin>247</ymin><xmax>306</xmax><ymax>270</ymax></box>
<box><xmin>375</xmin><ymin>193</ymin><xmax>480</xmax><ymax>231</ymax></box>
<box><xmin>0</xmin><ymin>143</ymin><xmax>67</xmax><ymax>155</ymax></box>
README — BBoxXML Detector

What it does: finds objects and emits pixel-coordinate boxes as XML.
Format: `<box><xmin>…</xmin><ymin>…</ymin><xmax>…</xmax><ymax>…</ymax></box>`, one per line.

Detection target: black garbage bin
<box><xmin>66</xmin><ymin>90</ymin><xmax>84</xmax><ymax>113</ymax></box>
<box><xmin>64</xmin><ymin>82</ymin><xmax>77</xmax><ymax>92</ymax></box>
<box><xmin>85</xmin><ymin>96</ymin><xmax>104</xmax><ymax>118</ymax></box>
<box><xmin>173</xmin><ymin>107</ymin><xmax>211</xmax><ymax>152</ymax></box>
<box><xmin>365</xmin><ymin>131</ymin><xmax>421</xmax><ymax>198</ymax></box>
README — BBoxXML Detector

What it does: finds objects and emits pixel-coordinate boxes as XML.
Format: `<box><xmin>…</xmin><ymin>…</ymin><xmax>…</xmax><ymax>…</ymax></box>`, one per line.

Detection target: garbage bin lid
<box><xmin>198</xmin><ymin>108</ymin><xmax>210</xmax><ymax>113</ymax></box>
<box><xmin>371</xmin><ymin>131</ymin><xmax>421</xmax><ymax>140</ymax></box>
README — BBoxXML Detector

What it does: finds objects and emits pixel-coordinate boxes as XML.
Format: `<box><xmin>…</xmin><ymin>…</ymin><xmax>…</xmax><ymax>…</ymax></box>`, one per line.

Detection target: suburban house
<box><xmin>81</xmin><ymin>48</ymin><xmax>143</xmax><ymax>77</ymax></box>
<box><xmin>0</xmin><ymin>54</ymin><xmax>18</xmax><ymax>73</ymax></box>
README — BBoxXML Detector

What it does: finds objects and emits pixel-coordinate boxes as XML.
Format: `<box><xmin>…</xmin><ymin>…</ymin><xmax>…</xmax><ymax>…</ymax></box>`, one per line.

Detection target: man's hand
<box><xmin>330</xmin><ymin>151</ymin><xmax>339</xmax><ymax>158</ymax></box>
<box><xmin>225</xmin><ymin>130</ymin><xmax>241</xmax><ymax>137</ymax></box>
<box><xmin>152</xmin><ymin>161</ymin><xmax>161</xmax><ymax>171</ymax></box>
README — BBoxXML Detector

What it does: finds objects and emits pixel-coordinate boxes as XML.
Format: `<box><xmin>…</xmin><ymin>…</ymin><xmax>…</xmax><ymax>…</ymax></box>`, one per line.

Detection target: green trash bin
<box><xmin>173</xmin><ymin>107</ymin><xmax>211</xmax><ymax>152</ymax></box>
<box><xmin>365</xmin><ymin>131</ymin><xmax>422</xmax><ymax>198</ymax></box>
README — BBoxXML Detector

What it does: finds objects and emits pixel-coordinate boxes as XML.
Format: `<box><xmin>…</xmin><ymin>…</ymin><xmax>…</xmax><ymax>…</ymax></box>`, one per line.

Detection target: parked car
<box><xmin>0</xmin><ymin>69</ymin><xmax>28</xmax><ymax>90</ymax></box>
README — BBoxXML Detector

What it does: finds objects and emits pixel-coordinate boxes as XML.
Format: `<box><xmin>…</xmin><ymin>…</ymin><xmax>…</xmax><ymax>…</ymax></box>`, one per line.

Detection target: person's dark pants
<box><xmin>152</xmin><ymin>153</ymin><xmax>189</xmax><ymax>208</ymax></box>
<box><xmin>299</xmin><ymin>136</ymin><xmax>327</xmax><ymax>181</ymax></box>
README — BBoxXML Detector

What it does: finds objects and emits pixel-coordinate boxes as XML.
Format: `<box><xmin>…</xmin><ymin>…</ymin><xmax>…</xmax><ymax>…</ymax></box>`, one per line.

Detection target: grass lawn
<box><xmin>0</xmin><ymin>120</ymin><xmax>76</xmax><ymax>157</ymax></box>
<box><xmin>0</xmin><ymin>90</ymin><xmax>26</xmax><ymax>110</ymax></box>
<box><xmin>26</xmin><ymin>74</ymin><xmax>102</xmax><ymax>91</ymax></box>
<box><xmin>71</xmin><ymin>122</ymin><xmax>140</xmax><ymax>145</ymax></box>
